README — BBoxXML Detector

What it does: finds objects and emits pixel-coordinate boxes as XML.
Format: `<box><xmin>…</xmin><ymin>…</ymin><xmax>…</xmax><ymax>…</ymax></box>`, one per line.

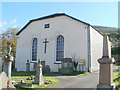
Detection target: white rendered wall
<box><xmin>108</xmin><ymin>37</ymin><xmax>111</xmax><ymax>58</ymax></box>
<box><xmin>89</xmin><ymin>26</ymin><xmax>103</xmax><ymax>72</ymax></box>
<box><xmin>16</xmin><ymin>16</ymin><xmax>89</xmax><ymax>72</ymax></box>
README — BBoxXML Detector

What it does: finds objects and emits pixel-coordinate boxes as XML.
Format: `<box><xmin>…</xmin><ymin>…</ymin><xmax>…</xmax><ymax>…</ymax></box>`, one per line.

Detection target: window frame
<box><xmin>56</xmin><ymin>35</ymin><xmax>64</xmax><ymax>61</ymax></box>
<box><xmin>32</xmin><ymin>38</ymin><xmax>38</xmax><ymax>62</ymax></box>
<box><xmin>44</xmin><ymin>24</ymin><xmax>50</xmax><ymax>29</ymax></box>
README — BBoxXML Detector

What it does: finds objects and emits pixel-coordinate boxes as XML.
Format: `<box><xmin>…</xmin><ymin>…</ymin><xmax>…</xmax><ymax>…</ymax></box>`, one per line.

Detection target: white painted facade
<box><xmin>15</xmin><ymin>14</ymin><xmax>111</xmax><ymax>72</ymax></box>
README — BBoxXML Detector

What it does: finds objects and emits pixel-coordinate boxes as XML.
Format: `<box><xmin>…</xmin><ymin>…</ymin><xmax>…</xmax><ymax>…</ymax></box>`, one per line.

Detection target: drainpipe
<box><xmin>87</xmin><ymin>25</ymin><xmax>91</xmax><ymax>72</ymax></box>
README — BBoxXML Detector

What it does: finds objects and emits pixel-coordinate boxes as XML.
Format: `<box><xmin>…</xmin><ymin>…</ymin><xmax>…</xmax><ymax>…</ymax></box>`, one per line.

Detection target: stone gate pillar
<box><xmin>97</xmin><ymin>35</ymin><xmax>115</xmax><ymax>89</ymax></box>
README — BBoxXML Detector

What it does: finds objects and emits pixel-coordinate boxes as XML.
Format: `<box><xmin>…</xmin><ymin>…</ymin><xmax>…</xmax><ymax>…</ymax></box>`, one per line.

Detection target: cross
<box><xmin>43</xmin><ymin>38</ymin><xmax>49</xmax><ymax>53</ymax></box>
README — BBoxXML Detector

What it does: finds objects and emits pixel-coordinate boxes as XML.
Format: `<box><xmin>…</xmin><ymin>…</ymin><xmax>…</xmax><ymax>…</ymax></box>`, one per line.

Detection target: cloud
<box><xmin>0</xmin><ymin>19</ymin><xmax>17</xmax><ymax>28</ymax></box>
<box><xmin>10</xmin><ymin>19</ymin><xmax>17</xmax><ymax>24</ymax></box>
<box><xmin>0</xmin><ymin>21</ymin><xmax>7</xmax><ymax>28</ymax></box>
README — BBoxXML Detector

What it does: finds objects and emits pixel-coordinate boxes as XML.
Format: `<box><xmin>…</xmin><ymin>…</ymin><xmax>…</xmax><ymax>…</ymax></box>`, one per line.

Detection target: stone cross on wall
<box><xmin>43</xmin><ymin>38</ymin><xmax>49</xmax><ymax>53</ymax></box>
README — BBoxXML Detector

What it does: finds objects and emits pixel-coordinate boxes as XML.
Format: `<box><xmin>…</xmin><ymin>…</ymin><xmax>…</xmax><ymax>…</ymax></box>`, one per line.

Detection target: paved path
<box><xmin>49</xmin><ymin>66</ymin><xmax>119</xmax><ymax>88</ymax></box>
<box><xmin>49</xmin><ymin>71</ymin><xmax>99</xmax><ymax>88</ymax></box>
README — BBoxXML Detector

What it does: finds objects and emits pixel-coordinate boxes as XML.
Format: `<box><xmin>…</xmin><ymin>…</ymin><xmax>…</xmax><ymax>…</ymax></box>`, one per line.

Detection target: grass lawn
<box><xmin>12</xmin><ymin>71</ymin><xmax>89</xmax><ymax>88</ymax></box>
<box><xmin>43</xmin><ymin>71</ymin><xmax>90</xmax><ymax>76</ymax></box>
<box><xmin>11</xmin><ymin>71</ymin><xmax>35</xmax><ymax>80</ymax></box>
<box><xmin>113</xmin><ymin>69</ymin><xmax>120</xmax><ymax>89</ymax></box>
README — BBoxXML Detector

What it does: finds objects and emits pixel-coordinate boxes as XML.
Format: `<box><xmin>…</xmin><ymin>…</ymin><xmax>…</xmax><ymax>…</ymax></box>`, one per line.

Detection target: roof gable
<box><xmin>16</xmin><ymin>13</ymin><xmax>91</xmax><ymax>35</ymax></box>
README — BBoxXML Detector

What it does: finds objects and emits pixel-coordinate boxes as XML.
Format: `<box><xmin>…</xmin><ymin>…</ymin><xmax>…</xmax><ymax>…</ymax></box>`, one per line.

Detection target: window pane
<box><xmin>32</xmin><ymin>38</ymin><xmax>38</xmax><ymax>61</ymax></box>
<box><xmin>56</xmin><ymin>36</ymin><xmax>64</xmax><ymax>61</ymax></box>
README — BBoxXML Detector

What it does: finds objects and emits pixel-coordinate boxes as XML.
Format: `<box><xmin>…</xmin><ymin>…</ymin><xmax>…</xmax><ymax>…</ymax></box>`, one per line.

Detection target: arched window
<box><xmin>56</xmin><ymin>35</ymin><xmax>64</xmax><ymax>61</ymax></box>
<box><xmin>32</xmin><ymin>38</ymin><xmax>38</xmax><ymax>61</ymax></box>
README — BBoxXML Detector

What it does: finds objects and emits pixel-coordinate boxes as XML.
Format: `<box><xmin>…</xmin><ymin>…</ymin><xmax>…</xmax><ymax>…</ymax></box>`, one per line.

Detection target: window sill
<box><xmin>54</xmin><ymin>61</ymin><xmax>62</xmax><ymax>64</ymax></box>
<box><xmin>30</xmin><ymin>61</ymin><xmax>37</xmax><ymax>63</ymax></box>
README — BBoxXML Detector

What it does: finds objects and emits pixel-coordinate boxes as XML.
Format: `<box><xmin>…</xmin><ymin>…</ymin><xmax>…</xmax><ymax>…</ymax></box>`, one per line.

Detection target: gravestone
<box><xmin>0</xmin><ymin>72</ymin><xmax>15</xmax><ymax>89</ymax></box>
<box><xmin>60</xmin><ymin>58</ymin><xmax>74</xmax><ymax>73</ymax></box>
<box><xmin>44</xmin><ymin>65</ymin><xmax>50</xmax><ymax>73</ymax></box>
<box><xmin>34</xmin><ymin>59</ymin><xmax>44</xmax><ymax>85</ymax></box>
<box><xmin>26</xmin><ymin>60</ymin><xmax>30</xmax><ymax>71</ymax></box>
<box><xmin>97</xmin><ymin>35</ymin><xmax>115</xmax><ymax>89</ymax></box>
<box><xmin>33</xmin><ymin>62</ymin><xmax>37</xmax><ymax>71</ymax></box>
<box><xmin>78</xmin><ymin>60</ymin><xmax>85</xmax><ymax>72</ymax></box>
<box><xmin>41</xmin><ymin>61</ymin><xmax>45</xmax><ymax>72</ymax></box>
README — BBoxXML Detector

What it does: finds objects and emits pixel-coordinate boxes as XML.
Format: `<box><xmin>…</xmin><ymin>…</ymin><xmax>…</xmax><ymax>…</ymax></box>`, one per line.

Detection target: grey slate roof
<box><xmin>16</xmin><ymin>13</ymin><xmax>94</xmax><ymax>35</ymax></box>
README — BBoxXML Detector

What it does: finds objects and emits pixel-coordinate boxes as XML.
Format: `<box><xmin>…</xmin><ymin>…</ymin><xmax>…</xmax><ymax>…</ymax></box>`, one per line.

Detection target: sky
<box><xmin>0</xmin><ymin>2</ymin><xmax>118</xmax><ymax>33</ymax></box>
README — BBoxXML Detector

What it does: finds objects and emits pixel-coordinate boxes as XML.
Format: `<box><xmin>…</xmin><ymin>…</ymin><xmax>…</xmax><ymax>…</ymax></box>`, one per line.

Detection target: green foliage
<box><xmin>12</xmin><ymin>71</ymin><xmax>36</xmax><ymax>76</ymax></box>
<box><xmin>113</xmin><ymin>69</ymin><xmax>120</xmax><ymax>89</ymax></box>
<box><xmin>114</xmin><ymin>60</ymin><xmax>120</xmax><ymax>66</ymax></box>
<box><xmin>95</xmin><ymin>27</ymin><xmax>118</xmax><ymax>33</ymax></box>
<box><xmin>1</xmin><ymin>27</ymin><xmax>18</xmax><ymax>57</ymax></box>
<box><xmin>111</xmin><ymin>47</ymin><xmax>120</xmax><ymax>55</ymax></box>
<box><xmin>95</xmin><ymin>26</ymin><xmax>120</xmax><ymax>48</ymax></box>
<box><xmin>36</xmin><ymin>76</ymin><xmax>60</xmax><ymax>88</ymax></box>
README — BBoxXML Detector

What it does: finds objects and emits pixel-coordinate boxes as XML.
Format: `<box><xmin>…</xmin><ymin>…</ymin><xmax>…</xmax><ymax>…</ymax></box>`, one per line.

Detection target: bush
<box><xmin>111</xmin><ymin>47</ymin><xmax>120</xmax><ymax>55</ymax></box>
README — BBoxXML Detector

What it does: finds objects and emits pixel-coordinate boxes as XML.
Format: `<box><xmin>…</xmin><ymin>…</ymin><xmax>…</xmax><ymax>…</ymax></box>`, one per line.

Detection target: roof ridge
<box><xmin>16</xmin><ymin>13</ymin><xmax>90</xmax><ymax>35</ymax></box>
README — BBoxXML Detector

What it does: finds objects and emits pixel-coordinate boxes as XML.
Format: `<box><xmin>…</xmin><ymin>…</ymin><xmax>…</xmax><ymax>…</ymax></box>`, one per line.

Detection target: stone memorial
<box><xmin>44</xmin><ymin>65</ymin><xmax>50</xmax><ymax>73</ymax></box>
<box><xmin>41</xmin><ymin>61</ymin><xmax>45</xmax><ymax>72</ymax></box>
<box><xmin>26</xmin><ymin>60</ymin><xmax>30</xmax><ymax>71</ymax></box>
<box><xmin>97</xmin><ymin>35</ymin><xmax>115</xmax><ymax>89</ymax></box>
<box><xmin>3</xmin><ymin>45</ymin><xmax>13</xmax><ymax>78</ymax></box>
<box><xmin>1</xmin><ymin>45</ymin><xmax>16</xmax><ymax>89</ymax></box>
<box><xmin>34</xmin><ymin>59</ymin><xmax>44</xmax><ymax>85</ymax></box>
<box><xmin>60</xmin><ymin>58</ymin><xmax>74</xmax><ymax>73</ymax></box>
<box><xmin>33</xmin><ymin>62</ymin><xmax>37</xmax><ymax>71</ymax></box>
<box><xmin>78</xmin><ymin>60</ymin><xmax>85</xmax><ymax>72</ymax></box>
<box><xmin>3</xmin><ymin>54</ymin><xmax>13</xmax><ymax>78</ymax></box>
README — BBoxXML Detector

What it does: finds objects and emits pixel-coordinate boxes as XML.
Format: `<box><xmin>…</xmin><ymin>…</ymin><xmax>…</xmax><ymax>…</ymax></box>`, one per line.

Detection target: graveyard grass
<box><xmin>12</xmin><ymin>71</ymin><xmax>60</xmax><ymax>88</ymax></box>
<box><xmin>113</xmin><ymin>69</ymin><xmax>120</xmax><ymax>89</ymax></box>
<box><xmin>11</xmin><ymin>71</ymin><xmax>89</xmax><ymax>88</ymax></box>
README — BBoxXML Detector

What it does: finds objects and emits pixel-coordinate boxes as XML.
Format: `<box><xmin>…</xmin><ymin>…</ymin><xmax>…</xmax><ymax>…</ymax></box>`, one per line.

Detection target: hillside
<box><xmin>93</xmin><ymin>25</ymin><xmax>118</xmax><ymax>33</ymax></box>
<box><xmin>93</xmin><ymin>25</ymin><xmax>120</xmax><ymax>49</ymax></box>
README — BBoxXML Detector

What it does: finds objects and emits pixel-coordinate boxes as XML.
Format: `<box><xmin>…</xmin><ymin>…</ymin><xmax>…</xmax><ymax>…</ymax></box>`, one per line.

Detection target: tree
<box><xmin>1</xmin><ymin>27</ymin><xmax>19</xmax><ymax>57</ymax></box>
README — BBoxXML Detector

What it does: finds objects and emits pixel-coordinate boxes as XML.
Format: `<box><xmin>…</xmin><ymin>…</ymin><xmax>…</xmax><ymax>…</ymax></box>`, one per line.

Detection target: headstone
<box><xmin>33</xmin><ymin>62</ymin><xmax>37</xmax><ymax>71</ymax></box>
<box><xmin>97</xmin><ymin>35</ymin><xmax>115</xmax><ymax>89</ymax></box>
<box><xmin>26</xmin><ymin>60</ymin><xmax>30</xmax><ymax>71</ymax></box>
<box><xmin>78</xmin><ymin>60</ymin><xmax>85</xmax><ymax>72</ymax></box>
<box><xmin>34</xmin><ymin>59</ymin><xmax>44</xmax><ymax>85</ymax></box>
<box><xmin>60</xmin><ymin>58</ymin><xmax>74</xmax><ymax>73</ymax></box>
<box><xmin>0</xmin><ymin>72</ymin><xmax>15</xmax><ymax>89</ymax></box>
<box><xmin>41</xmin><ymin>61</ymin><xmax>45</xmax><ymax>72</ymax></box>
<box><xmin>44</xmin><ymin>65</ymin><xmax>50</xmax><ymax>73</ymax></box>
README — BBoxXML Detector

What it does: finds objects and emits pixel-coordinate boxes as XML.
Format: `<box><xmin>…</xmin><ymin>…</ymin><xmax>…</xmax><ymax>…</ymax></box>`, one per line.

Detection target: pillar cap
<box><xmin>4</xmin><ymin>56</ymin><xmax>13</xmax><ymax>62</ymax></box>
<box><xmin>98</xmin><ymin>58</ymin><xmax>115</xmax><ymax>64</ymax></box>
